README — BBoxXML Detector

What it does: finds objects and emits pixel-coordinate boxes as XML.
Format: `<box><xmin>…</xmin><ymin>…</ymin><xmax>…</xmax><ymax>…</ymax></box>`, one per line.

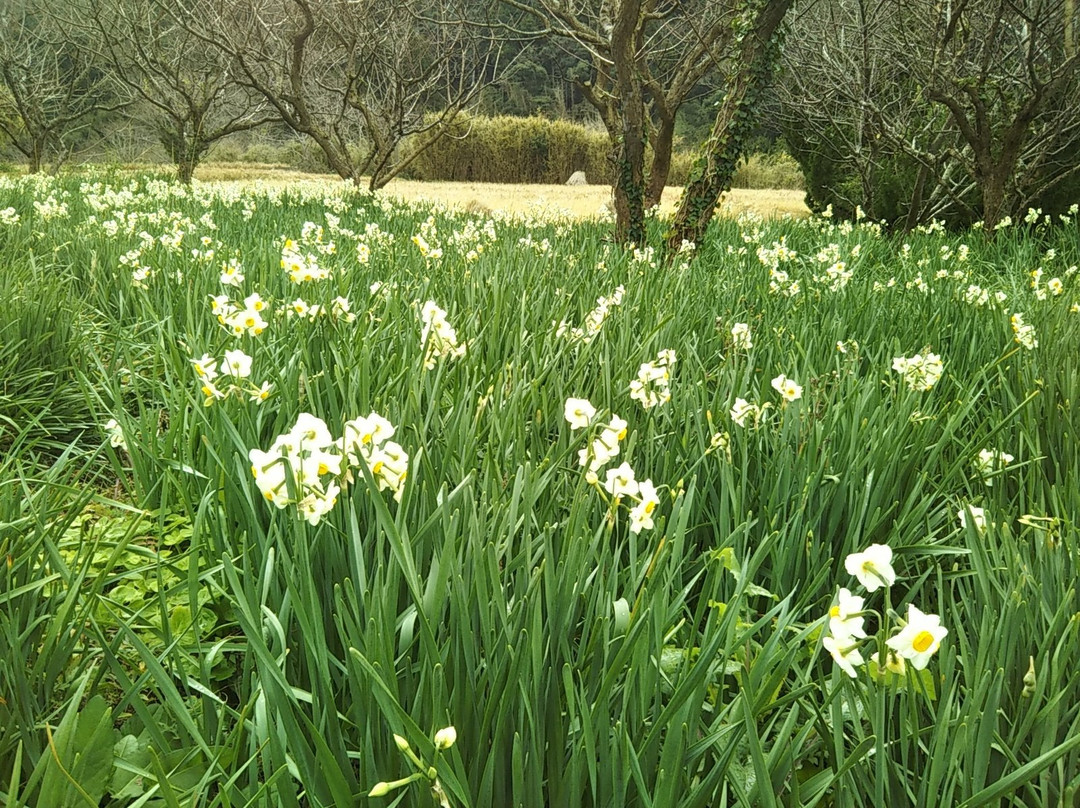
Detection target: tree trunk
<box><xmin>28</xmin><ymin>139</ymin><xmax>44</xmax><ymax>173</ymax></box>
<box><xmin>667</xmin><ymin>0</ymin><xmax>792</xmax><ymax>251</ymax></box>
<box><xmin>981</xmin><ymin>173</ymin><xmax>1007</xmax><ymax>233</ymax></box>
<box><xmin>611</xmin><ymin>0</ymin><xmax>646</xmax><ymax>246</ymax></box>
<box><xmin>645</xmin><ymin>111</ymin><xmax>675</xmax><ymax>210</ymax></box>
<box><xmin>177</xmin><ymin>153</ymin><xmax>197</xmax><ymax>185</ymax></box>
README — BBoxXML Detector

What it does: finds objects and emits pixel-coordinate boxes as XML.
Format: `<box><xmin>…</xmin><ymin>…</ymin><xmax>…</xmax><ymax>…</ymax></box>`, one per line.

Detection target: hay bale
<box><xmin>565</xmin><ymin>171</ymin><xmax>588</xmax><ymax>186</ymax></box>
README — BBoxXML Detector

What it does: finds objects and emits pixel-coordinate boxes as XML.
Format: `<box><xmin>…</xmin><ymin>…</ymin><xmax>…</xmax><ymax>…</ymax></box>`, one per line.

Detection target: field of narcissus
<box><xmin>1</xmin><ymin>173</ymin><xmax>1079</xmax><ymax>807</ymax></box>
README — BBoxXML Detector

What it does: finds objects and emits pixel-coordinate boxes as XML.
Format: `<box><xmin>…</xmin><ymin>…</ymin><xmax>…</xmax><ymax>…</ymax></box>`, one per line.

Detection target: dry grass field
<box><xmin>193</xmin><ymin>163</ymin><xmax>810</xmax><ymax>220</ymax></box>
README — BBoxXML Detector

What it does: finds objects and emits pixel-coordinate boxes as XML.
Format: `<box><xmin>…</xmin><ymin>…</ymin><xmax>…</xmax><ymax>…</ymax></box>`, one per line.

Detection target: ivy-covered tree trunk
<box><xmin>645</xmin><ymin>107</ymin><xmax>675</xmax><ymax>210</ymax></box>
<box><xmin>667</xmin><ymin>0</ymin><xmax>792</xmax><ymax>250</ymax></box>
<box><xmin>611</xmin><ymin>0</ymin><xmax>647</xmax><ymax>246</ymax></box>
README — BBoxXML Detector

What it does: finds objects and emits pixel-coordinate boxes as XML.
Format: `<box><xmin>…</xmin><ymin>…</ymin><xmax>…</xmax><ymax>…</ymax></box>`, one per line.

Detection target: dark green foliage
<box><xmin>403</xmin><ymin>113</ymin><xmax>687</xmax><ymax>185</ymax></box>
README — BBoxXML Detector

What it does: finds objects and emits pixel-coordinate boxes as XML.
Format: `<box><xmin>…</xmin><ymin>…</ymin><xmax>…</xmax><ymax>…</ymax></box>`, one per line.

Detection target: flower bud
<box><xmin>1022</xmin><ymin>656</ymin><xmax>1037</xmax><ymax>698</ymax></box>
<box><xmin>394</xmin><ymin>734</ymin><xmax>411</xmax><ymax>752</ymax></box>
<box><xmin>433</xmin><ymin>726</ymin><xmax>457</xmax><ymax>750</ymax></box>
<box><xmin>368</xmin><ymin>782</ymin><xmax>391</xmax><ymax>797</ymax></box>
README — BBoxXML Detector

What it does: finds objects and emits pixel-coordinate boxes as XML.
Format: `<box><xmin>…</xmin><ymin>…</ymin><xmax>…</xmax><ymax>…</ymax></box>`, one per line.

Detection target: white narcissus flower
<box><xmin>104</xmin><ymin>418</ymin><xmax>128</xmax><ymax>451</ymax></box>
<box><xmin>731</xmin><ymin>322</ymin><xmax>753</xmax><ymax>351</ymax></box>
<box><xmin>828</xmin><ymin>588</ymin><xmax>867</xmax><ymax>639</ymax></box>
<box><xmin>200</xmin><ymin>380</ymin><xmax>227</xmax><ymax>406</ymax></box>
<box><xmin>844</xmin><ymin>543</ymin><xmax>896</xmax><ymax>591</ymax></box>
<box><xmin>244</xmin><ymin>292</ymin><xmax>267</xmax><ymax>312</ymax></box>
<box><xmin>602</xmin><ymin>415</ymin><xmax>628</xmax><ymax>445</ymax></box>
<box><xmin>220</xmin><ymin>258</ymin><xmax>244</xmax><ymax>287</ymax></box>
<box><xmin>958</xmin><ymin>505</ymin><xmax>987</xmax><ymax>533</ymax></box>
<box><xmin>628</xmin><ymin>479</ymin><xmax>660</xmax><ymax>534</ymax></box>
<box><xmin>249</xmin><ymin>382</ymin><xmax>272</xmax><ymax>403</ymax></box>
<box><xmin>730</xmin><ymin>397</ymin><xmax>760</xmax><ymax>428</ymax></box>
<box><xmin>886</xmin><ymin>604</ymin><xmax>948</xmax><ymax>670</ymax></box>
<box><xmin>297</xmin><ymin>482</ymin><xmax>340</xmax><ymax>526</ymax></box>
<box><xmin>974</xmin><ymin>448</ymin><xmax>1014</xmax><ymax>485</ymax></box>
<box><xmin>564</xmin><ymin>397</ymin><xmax>596</xmax><ymax>430</ymax></box>
<box><xmin>301</xmin><ymin>447</ymin><xmax>343</xmax><ymax>482</ymax></box>
<box><xmin>227</xmin><ymin>307</ymin><xmax>268</xmax><ymax>337</ymax></box>
<box><xmin>771</xmin><ymin>374</ymin><xmax>803</xmax><ymax>402</ymax></box>
<box><xmin>248</xmin><ymin>448</ymin><xmax>290</xmax><ymax>508</ymax></box>
<box><xmin>289</xmin><ymin>413</ymin><xmax>334</xmax><ymax>449</ymax></box>
<box><xmin>222</xmin><ymin>349</ymin><xmax>253</xmax><ymax>378</ymax></box>
<box><xmin>604</xmin><ymin>462</ymin><xmax>639</xmax><ymax>498</ymax></box>
<box><xmin>892</xmin><ymin>352</ymin><xmax>944</xmax><ymax>391</ymax></box>
<box><xmin>823</xmin><ymin>634</ymin><xmax>864</xmax><ymax>678</ymax></box>
<box><xmin>191</xmin><ymin>353</ymin><xmax>218</xmax><ymax>380</ymax></box>
<box><xmin>368</xmin><ymin>441</ymin><xmax>409</xmax><ymax>501</ymax></box>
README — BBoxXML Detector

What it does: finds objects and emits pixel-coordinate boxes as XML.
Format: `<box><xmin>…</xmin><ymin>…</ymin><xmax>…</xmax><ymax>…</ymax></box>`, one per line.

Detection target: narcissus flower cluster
<box><xmin>565</xmin><ymin>397</ymin><xmax>662</xmax><ymax>534</ymax></box>
<box><xmin>210</xmin><ymin>292</ymin><xmax>269</xmax><ymax>337</ymax></box>
<box><xmin>556</xmin><ymin>285</ymin><xmax>625</xmax><ymax>344</ymax></box>
<box><xmin>730</xmin><ymin>322</ymin><xmax>753</xmax><ymax>351</ymax></box>
<box><xmin>340</xmin><ymin>412</ymin><xmax>409</xmax><ymax>501</ymax></box>
<box><xmin>892</xmin><ymin>352</ymin><xmax>944</xmax><ymax>391</ymax></box>
<box><xmin>281</xmin><ymin>238</ymin><xmax>330</xmax><ymax>283</ymax></box>
<box><xmin>191</xmin><ymin>349</ymin><xmax>271</xmax><ymax>405</ymax></box>
<box><xmin>1011</xmin><ymin>312</ymin><xmax>1038</xmax><ymax>349</ymax></box>
<box><xmin>629</xmin><ymin>349</ymin><xmax>676</xmax><ymax>410</ymax></box>
<box><xmin>822</xmin><ymin>543</ymin><xmax>948</xmax><ymax>679</ymax></box>
<box><xmin>420</xmin><ymin>300</ymin><xmax>466</xmax><ymax>369</ymax></box>
<box><xmin>730</xmin><ymin>397</ymin><xmax>766</xmax><ymax>428</ymax></box>
<box><xmin>249</xmin><ymin>411</ymin><xmax>408</xmax><ymax>525</ymax></box>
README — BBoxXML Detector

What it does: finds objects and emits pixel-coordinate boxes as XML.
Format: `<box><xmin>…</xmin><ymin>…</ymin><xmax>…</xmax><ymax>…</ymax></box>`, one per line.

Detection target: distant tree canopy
<box><xmin>20</xmin><ymin>0</ymin><xmax>1079</xmax><ymax>244</ymax></box>
<box><xmin>0</xmin><ymin>0</ymin><xmax>124</xmax><ymax>172</ymax></box>
<box><xmin>779</xmin><ymin>0</ymin><xmax>1080</xmax><ymax>230</ymax></box>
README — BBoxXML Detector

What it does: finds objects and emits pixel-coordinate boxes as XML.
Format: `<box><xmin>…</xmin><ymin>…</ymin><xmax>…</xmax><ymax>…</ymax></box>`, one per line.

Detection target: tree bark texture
<box><xmin>667</xmin><ymin>0</ymin><xmax>792</xmax><ymax>250</ymax></box>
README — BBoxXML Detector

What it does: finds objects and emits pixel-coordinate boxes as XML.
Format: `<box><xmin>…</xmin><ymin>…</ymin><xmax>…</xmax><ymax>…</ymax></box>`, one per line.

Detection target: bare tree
<box><xmin>667</xmin><ymin>0</ymin><xmax>792</xmax><ymax>250</ymax></box>
<box><xmin>75</xmin><ymin>0</ymin><xmax>274</xmax><ymax>184</ymax></box>
<box><xmin>504</xmin><ymin>0</ymin><xmax>750</xmax><ymax>244</ymax></box>
<box><xmin>779</xmin><ymin>0</ymin><xmax>1080</xmax><ymax>230</ymax></box>
<box><xmin>173</xmin><ymin>0</ymin><xmax>501</xmax><ymax>191</ymax></box>
<box><xmin>0</xmin><ymin>0</ymin><xmax>125</xmax><ymax>172</ymax></box>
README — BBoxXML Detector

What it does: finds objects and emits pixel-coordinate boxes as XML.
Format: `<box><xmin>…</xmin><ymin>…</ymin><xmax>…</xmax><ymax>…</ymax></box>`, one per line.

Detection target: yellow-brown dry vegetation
<box><xmin>193</xmin><ymin>163</ymin><xmax>810</xmax><ymax>220</ymax></box>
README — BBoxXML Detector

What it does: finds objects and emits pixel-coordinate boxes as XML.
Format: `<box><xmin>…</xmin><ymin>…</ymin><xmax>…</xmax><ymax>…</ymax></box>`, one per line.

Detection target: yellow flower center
<box><xmin>245</xmin><ymin>317</ymin><xmax>255</xmax><ymax>327</ymax></box>
<box><xmin>829</xmin><ymin>605</ymin><xmax>840</xmax><ymax>618</ymax></box>
<box><xmin>317</xmin><ymin>463</ymin><xmax>329</xmax><ymax>475</ymax></box>
<box><xmin>644</xmin><ymin>501</ymin><xmax>656</xmax><ymax>514</ymax></box>
<box><xmin>372</xmin><ymin>461</ymin><xmax>384</xmax><ymax>474</ymax></box>
<box><xmin>617</xmin><ymin>428</ymin><xmax>627</xmax><ymax>441</ymax></box>
<box><xmin>912</xmin><ymin>631</ymin><xmax>935</xmax><ymax>653</ymax></box>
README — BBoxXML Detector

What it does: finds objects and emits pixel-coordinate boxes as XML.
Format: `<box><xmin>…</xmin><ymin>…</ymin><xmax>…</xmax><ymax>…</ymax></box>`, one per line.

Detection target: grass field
<box><xmin>1</xmin><ymin>172</ymin><xmax>1078</xmax><ymax>807</ymax></box>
